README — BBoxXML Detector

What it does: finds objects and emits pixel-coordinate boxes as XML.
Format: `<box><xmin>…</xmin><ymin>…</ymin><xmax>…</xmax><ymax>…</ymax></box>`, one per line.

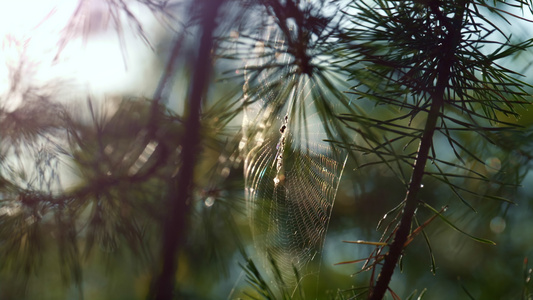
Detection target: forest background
<box><xmin>1</xmin><ymin>0</ymin><xmax>533</xmax><ymax>299</ymax></box>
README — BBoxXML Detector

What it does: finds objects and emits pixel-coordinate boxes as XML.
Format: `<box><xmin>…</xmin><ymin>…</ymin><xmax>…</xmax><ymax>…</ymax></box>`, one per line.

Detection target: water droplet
<box><xmin>273</xmin><ymin>177</ymin><xmax>280</xmax><ymax>185</ymax></box>
<box><xmin>420</xmin><ymin>184</ymin><xmax>424</xmax><ymax>188</ymax></box>
<box><xmin>221</xmin><ymin>167</ymin><xmax>230</xmax><ymax>177</ymax></box>
<box><xmin>490</xmin><ymin>216</ymin><xmax>506</xmax><ymax>234</ymax></box>
<box><xmin>205</xmin><ymin>196</ymin><xmax>215</xmax><ymax>207</ymax></box>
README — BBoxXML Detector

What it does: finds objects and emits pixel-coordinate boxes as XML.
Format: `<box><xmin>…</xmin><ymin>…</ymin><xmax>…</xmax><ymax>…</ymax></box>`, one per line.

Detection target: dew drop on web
<box><xmin>204</xmin><ymin>196</ymin><xmax>215</xmax><ymax>207</ymax></box>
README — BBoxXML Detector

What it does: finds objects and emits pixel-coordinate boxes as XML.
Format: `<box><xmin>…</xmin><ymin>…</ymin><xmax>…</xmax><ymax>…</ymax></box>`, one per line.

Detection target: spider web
<box><xmin>240</xmin><ymin>19</ymin><xmax>348</xmax><ymax>290</ymax></box>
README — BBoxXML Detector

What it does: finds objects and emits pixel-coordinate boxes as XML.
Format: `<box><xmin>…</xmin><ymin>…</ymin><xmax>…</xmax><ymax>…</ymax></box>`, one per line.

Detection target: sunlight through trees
<box><xmin>1</xmin><ymin>1</ymin><xmax>533</xmax><ymax>299</ymax></box>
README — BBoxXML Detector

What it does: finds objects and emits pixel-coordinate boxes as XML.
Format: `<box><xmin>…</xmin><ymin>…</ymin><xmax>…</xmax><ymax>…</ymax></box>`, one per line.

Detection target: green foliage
<box><xmin>1</xmin><ymin>0</ymin><xmax>533</xmax><ymax>299</ymax></box>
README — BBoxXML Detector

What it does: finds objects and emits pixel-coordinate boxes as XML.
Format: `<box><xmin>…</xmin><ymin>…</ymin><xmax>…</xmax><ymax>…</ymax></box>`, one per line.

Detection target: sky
<box><xmin>0</xmin><ymin>0</ymin><xmax>170</xmax><ymax>192</ymax></box>
<box><xmin>0</xmin><ymin>0</ymin><xmax>162</xmax><ymax>110</ymax></box>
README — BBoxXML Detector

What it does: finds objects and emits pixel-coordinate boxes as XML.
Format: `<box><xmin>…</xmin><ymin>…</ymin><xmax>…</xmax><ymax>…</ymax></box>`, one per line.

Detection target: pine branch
<box><xmin>370</xmin><ymin>1</ymin><xmax>468</xmax><ymax>299</ymax></box>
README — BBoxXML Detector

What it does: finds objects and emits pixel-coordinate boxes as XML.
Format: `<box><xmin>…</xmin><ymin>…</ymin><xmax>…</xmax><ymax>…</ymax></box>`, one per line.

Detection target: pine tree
<box><xmin>1</xmin><ymin>0</ymin><xmax>533</xmax><ymax>299</ymax></box>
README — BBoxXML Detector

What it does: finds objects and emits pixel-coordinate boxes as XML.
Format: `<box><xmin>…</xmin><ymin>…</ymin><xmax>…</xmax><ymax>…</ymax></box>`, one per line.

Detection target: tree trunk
<box><xmin>148</xmin><ymin>1</ymin><xmax>224</xmax><ymax>299</ymax></box>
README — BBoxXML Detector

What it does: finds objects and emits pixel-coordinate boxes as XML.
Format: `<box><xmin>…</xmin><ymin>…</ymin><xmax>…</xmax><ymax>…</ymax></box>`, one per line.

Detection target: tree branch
<box><xmin>369</xmin><ymin>1</ymin><xmax>467</xmax><ymax>299</ymax></box>
<box><xmin>148</xmin><ymin>0</ymin><xmax>225</xmax><ymax>299</ymax></box>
